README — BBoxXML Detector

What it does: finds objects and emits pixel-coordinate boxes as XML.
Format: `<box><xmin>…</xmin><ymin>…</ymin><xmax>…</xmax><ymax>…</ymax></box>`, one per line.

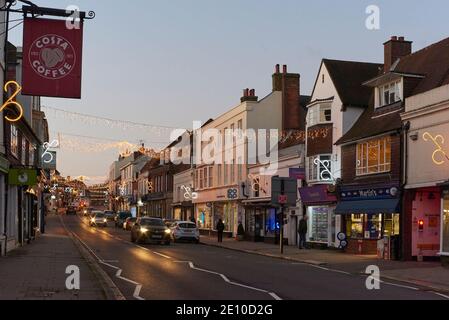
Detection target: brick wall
<box><xmin>307</xmin><ymin>124</ymin><xmax>333</xmax><ymax>157</ymax></box>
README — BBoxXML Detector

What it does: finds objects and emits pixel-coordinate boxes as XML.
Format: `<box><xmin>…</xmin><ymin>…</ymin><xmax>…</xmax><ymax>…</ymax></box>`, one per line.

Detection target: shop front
<box><xmin>299</xmin><ymin>185</ymin><xmax>338</xmax><ymax>248</ymax></box>
<box><xmin>172</xmin><ymin>201</ymin><xmax>193</xmax><ymax>221</ymax></box>
<box><xmin>335</xmin><ymin>184</ymin><xmax>401</xmax><ymax>256</ymax></box>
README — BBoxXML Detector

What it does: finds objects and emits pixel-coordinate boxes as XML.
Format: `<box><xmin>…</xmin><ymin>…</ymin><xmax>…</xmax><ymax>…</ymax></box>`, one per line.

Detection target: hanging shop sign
<box><xmin>22</xmin><ymin>17</ymin><xmax>84</xmax><ymax>98</ymax></box>
<box><xmin>9</xmin><ymin>169</ymin><xmax>38</xmax><ymax>186</ymax></box>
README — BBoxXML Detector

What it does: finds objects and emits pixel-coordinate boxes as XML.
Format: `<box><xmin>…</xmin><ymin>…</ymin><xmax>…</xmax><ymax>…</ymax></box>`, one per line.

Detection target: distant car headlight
<box><xmin>103</xmin><ymin>219</ymin><xmax>107</xmax><ymax>223</ymax></box>
<box><xmin>91</xmin><ymin>218</ymin><xmax>95</xmax><ymax>223</ymax></box>
<box><xmin>165</xmin><ymin>229</ymin><xmax>171</xmax><ymax>234</ymax></box>
<box><xmin>84</xmin><ymin>210</ymin><xmax>87</xmax><ymax>214</ymax></box>
<box><xmin>141</xmin><ymin>227</ymin><xmax>149</xmax><ymax>233</ymax></box>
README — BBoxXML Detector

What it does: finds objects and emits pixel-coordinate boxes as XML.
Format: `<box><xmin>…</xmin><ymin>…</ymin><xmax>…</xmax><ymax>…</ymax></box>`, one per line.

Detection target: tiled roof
<box><xmin>323</xmin><ymin>59</ymin><xmax>383</xmax><ymax>108</ymax></box>
<box><xmin>394</xmin><ymin>37</ymin><xmax>449</xmax><ymax>95</ymax></box>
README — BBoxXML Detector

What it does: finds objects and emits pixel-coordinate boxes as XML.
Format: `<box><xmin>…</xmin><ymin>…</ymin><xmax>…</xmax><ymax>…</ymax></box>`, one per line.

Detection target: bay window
<box><xmin>307</xmin><ymin>103</ymin><xmax>332</xmax><ymax>127</ymax></box>
<box><xmin>356</xmin><ymin>136</ymin><xmax>391</xmax><ymax>176</ymax></box>
<box><xmin>307</xmin><ymin>155</ymin><xmax>332</xmax><ymax>182</ymax></box>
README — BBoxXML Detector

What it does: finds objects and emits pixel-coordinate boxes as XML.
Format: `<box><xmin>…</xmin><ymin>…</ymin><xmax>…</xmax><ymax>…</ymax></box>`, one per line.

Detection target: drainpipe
<box><xmin>401</xmin><ymin>121</ymin><xmax>411</xmax><ymax>261</ymax></box>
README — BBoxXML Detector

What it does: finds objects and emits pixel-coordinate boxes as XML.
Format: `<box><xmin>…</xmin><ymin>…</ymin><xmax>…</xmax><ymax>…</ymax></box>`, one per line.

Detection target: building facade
<box><xmin>304</xmin><ymin>59</ymin><xmax>382</xmax><ymax>249</ymax></box>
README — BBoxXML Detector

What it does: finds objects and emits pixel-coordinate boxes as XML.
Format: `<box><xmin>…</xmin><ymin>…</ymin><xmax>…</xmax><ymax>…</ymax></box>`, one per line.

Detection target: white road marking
<box><xmin>378</xmin><ymin>279</ymin><xmax>419</xmax><ymax>291</ymax></box>
<box><xmin>433</xmin><ymin>292</ymin><xmax>449</xmax><ymax>300</ymax></box>
<box><xmin>152</xmin><ymin>251</ymin><xmax>172</xmax><ymax>260</ymax></box>
<box><xmin>172</xmin><ymin>260</ymin><xmax>282</xmax><ymax>300</ymax></box>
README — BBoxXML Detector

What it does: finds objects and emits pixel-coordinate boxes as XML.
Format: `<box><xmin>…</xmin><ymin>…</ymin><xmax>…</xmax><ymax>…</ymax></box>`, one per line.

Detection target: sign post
<box><xmin>272</xmin><ymin>177</ymin><xmax>298</xmax><ymax>254</ymax></box>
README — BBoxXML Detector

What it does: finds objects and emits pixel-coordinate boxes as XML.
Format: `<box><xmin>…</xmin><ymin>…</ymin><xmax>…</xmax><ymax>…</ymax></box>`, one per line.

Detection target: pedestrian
<box><xmin>216</xmin><ymin>219</ymin><xmax>225</xmax><ymax>243</ymax></box>
<box><xmin>298</xmin><ymin>215</ymin><xmax>308</xmax><ymax>249</ymax></box>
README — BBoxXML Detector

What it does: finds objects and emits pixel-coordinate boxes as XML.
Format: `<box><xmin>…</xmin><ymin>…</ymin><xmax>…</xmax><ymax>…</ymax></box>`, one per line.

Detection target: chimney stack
<box><xmin>241</xmin><ymin>88</ymin><xmax>258</xmax><ymax>103</ymax></box>
<box><xmin>384</xmin><ymin>36</ymin><xmax>412</xmax><ymax>73</ymax></box>
<box><xmin>272</xmin><ymin>64</ymin><xmax>303</xmax><ymax>130</ymax></box>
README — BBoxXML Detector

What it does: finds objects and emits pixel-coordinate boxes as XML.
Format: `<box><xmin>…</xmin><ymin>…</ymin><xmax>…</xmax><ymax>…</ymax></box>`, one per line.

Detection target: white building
<box><xmin>303</xmin><ymin>59</ymin><xmax>382</xmax><ymax>248</ymax></box>
<box><xmin>193</xmin><ymin>65</ymin><xmax>307</xmax><ymax>238</ymax></box>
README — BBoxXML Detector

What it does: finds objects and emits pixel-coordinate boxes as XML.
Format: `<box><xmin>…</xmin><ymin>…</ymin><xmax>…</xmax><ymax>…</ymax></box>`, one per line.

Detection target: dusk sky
<box><xmin>8</xmin><ymin>0</ymin><xmax>449</xmax><ymax>184</ymax></box>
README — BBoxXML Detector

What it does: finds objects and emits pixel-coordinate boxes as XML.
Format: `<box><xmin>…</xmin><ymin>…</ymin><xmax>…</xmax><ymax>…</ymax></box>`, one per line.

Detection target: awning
<box><xmin>335</xmin><ymin>199</ymin><xmax>400</xmax><ymax>215</ymax></box>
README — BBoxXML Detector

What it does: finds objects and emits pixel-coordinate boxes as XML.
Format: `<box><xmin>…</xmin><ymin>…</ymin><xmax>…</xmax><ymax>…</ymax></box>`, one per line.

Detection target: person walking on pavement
<box><xmin>298</xmin><ymin>215</ymin><xmax>308</xmax><ymax>249</ymax></box>
<box><xmin>216</xmin><ymin>219</ymin><xmax>225</xmax><ymax>243</ymax></box>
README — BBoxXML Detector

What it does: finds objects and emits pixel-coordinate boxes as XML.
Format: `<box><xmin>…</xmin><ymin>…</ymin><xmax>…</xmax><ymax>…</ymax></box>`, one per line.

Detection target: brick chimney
<box><xmin>272</xmin><ymin>64</ymin><xmax>302</xmax><ymax>130</ymax></box>
<box><xmin>384</xmin><ymin>36</ymin><xmax>412</xmax><ymax>73</ymax></box>
<box><xmin>241</xmin><ymin>88</ymin><xmax>258</xmax><ymax>103</ymax></box>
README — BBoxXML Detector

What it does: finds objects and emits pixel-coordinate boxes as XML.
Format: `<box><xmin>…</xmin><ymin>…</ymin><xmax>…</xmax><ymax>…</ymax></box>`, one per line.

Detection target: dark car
<box><xmin>131</xmin><ymin>218</ymin><xmax>171</xmax><ymax>245</ymax></box>
<box><xmin>104</xmin><ymin>211</ymin><xmax>116</xmax><ymax>222</ymax></box>
<box><xmin>115</xmin><ymin>211</ymin><xmax>132</xmax><ymax>228</ymax></box>
<box><xmin>66</xmin><ymin>206</ymin><xmax>77</xmax><ymax>216</ymax></box>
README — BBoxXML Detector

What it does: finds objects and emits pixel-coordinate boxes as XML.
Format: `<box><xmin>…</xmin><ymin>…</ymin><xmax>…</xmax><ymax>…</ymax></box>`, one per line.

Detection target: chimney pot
<box><xmin>398</xmin><ymin>36</ymin><xmax>405</xmax><ymax>41</ymax></box>
<box><xmin>283</xmin><ymin>65</ymin><xmax>288</xmax><ymax>74</ymax></box>
<box><xmin>249</xmin><ymin>89</ymin><xmax>255</xmax><ymax>97</ymax></box>
<box><xmin>275</xmin><ymin>64</ymin><xmax>280</xmax><ymax>73</ymax></box>
<box><xmin>391</xmin><ymin>36</ymin><xmax>398</xmax><ymax>41</ymax></box>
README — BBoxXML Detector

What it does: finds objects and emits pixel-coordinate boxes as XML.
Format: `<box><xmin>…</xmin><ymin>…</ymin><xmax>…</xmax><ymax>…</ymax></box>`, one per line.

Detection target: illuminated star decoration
<box><xmin>314</xmin><ymin>158</ymin><xmax>335</xmax><ymax>182</ymax></box>
<box><xmin>423</xmin><ymin>132</ymin><xmax>449</xmax><ymax>166</ymax></box>
<box><xmin>0</xmin><ymin>81</ymin><xmax>24</xmax><ymax>122</ymax></box>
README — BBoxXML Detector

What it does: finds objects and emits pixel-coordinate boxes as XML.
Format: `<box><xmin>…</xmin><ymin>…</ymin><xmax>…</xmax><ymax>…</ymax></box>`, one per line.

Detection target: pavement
<box><xmin>0</xmin><ymin>214</ymin><xmax>107</xmax><ymax>300</ymax></box>
<box><xmin>200</xmin><ymin>235</ymin><xmax>449</xmax><ymax>295</ymax></box>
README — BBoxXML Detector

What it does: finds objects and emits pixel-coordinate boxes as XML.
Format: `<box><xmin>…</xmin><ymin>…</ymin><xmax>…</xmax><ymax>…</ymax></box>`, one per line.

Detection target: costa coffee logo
<box><xmin>29</xmin><ymin>34</ymin><xmax>76</xmax><ymax>80</ymax></box>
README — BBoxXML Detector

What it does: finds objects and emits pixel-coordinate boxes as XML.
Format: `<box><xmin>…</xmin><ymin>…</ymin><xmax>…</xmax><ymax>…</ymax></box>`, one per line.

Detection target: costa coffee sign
<box><xmin>22</xmin><ymin>18</ymin><xmax>84</xmax><ymax>99</ymax></box>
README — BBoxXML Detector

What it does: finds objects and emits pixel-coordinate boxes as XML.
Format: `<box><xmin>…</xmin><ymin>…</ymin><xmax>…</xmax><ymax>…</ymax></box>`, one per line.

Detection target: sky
<box><xmin>7</xmin><ymin>0</ymin><xmax>449</xmax><ymax>185</ymax></box>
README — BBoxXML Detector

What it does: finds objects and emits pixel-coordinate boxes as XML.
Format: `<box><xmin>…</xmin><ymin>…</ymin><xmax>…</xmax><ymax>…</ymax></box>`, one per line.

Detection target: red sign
<box><xmin>278</xmin><ymin>195</ymin><xmax>288</xmax><ymax>204</ymax></box>
<box><xmin>22</xmin><ymin>18</ymin><xmax>84</xmax><ymax>99</ymax></box>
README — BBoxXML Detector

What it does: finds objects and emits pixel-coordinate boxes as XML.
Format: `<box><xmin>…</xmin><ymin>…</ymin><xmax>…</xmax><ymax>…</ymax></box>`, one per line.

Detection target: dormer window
<box><xmin>378</xmin><ymin>80</ymin><xmax>402</xmax><ymax>107</ymax></box>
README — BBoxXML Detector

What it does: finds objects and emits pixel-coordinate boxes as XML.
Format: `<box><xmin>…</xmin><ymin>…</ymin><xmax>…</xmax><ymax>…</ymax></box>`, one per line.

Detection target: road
<box><xmin>62</xmin><ymin>215</ymin><xmax>447</xmax><ymax>300</ymax></box>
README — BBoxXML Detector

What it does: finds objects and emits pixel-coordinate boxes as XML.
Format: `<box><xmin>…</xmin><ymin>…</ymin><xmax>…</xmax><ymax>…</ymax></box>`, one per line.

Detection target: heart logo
<box><xmin>41</xmin><ymin>48</ymin><xmax>64</xmax><ymax>68</ymax></box>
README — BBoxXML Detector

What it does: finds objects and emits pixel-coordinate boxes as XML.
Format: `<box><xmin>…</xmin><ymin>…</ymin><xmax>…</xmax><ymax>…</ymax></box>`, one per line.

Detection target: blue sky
<box><xmin>8</xmin><ymin>0</ymin><xmax>449</xmax><ymax>183</ymax></box>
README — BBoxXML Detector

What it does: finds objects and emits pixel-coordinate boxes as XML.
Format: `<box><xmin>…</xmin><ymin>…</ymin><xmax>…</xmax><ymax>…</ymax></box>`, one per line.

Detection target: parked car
<box><xmin>90</xmin><ymin>212</ymin><xmax>108</xmax><ymax>227</ymax></box>
<box><xmin>163</xmin><ymin>219</ymin><xmax>179</xmax><ymax>228</ymax></box>
<box><xmin>131</xmin><ymin>217</ymin><xmax>171</xmax><ymax>245</ymax></box>
<box><xmin>170</xmin><ymin>221</ymin><xmax>200</xmax><ymax>243</ymax></box>
<box><xmin>123</xmin><ymin>217</ymin><xmax>137</xmax><ymax>231</ymax></box>
<box><xmin>115</xmin><ymin>211</ymin><xmax>132</xmax><ymax>228</ymax></box>
<box><xmin>104</xmin><ymin>211</ymin><xmax>116</xmax><ymax>221</ymax></box>
<box><xmin>66</xmin><ymin>206</ymin><xmax>77</xmax><ymax>216</ymax></box>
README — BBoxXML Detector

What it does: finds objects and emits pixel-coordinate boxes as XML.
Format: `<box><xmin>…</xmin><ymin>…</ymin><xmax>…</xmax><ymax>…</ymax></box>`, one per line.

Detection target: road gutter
<box><xmin>60</xmin><ymin>216</ymin><xmax>126</xmax><ymax>300</ymax></box>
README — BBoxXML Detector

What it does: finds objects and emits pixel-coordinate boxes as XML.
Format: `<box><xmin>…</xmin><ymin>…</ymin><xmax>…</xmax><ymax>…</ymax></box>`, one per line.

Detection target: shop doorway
<box><xmin>254</xmin><ymin>213</ymin><xmax>264</xmax><ymax>242</ymax></box>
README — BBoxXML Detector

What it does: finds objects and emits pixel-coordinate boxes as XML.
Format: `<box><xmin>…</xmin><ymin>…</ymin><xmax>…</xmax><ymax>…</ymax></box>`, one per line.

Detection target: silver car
<box><xmin>90</xmin><ymin>212</ymin><xmax>108</xmax><ymax>227</ymax></box>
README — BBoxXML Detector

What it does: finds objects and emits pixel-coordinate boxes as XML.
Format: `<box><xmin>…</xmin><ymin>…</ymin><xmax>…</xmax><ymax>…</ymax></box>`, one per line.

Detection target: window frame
<box><xmin>307</xmin><ymin>103</ymin><xmax>332</xmax><ymax>127</ymax></box>
<box><xmin>356</xmin><ymin>136</ymin><xmax>392</xmax><ymax>176</ymax></box>
<box><xmin>307</xmin><ymin>154</ymin><xmax>332</xmax><ymax>183</ymax></box>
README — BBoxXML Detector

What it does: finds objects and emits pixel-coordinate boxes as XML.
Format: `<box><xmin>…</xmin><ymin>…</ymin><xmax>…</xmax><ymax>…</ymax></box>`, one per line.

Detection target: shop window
<box><xmin>265</xmin><ymin>208</ymin><xmax>279</xmax><ymax>238</ymax></box>
<box><xmin>383</xmin><ymin>214</ymin><xmax>400</xmax><ymax>236</ymax></box>
<box><xmin>10</xmin><ymin>124</ymin><xmax>18</xmax><ymax>157</ymax></box>
<box><xmin>356</xmin><ymin>136</ymin><xmax>391</xmax><ymax>176</ymax></box>
<box><xmin>308</xmin><ymin>206</ymin><xmax>330</xmax><ymax>243</ymax></box>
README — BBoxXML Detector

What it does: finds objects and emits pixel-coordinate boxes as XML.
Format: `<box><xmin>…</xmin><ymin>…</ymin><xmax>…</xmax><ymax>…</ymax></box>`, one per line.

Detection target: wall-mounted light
<box><xmin>410</xmin><ymin>132</ymin><xmax>419</xmax><ymax>141</ymax></box>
